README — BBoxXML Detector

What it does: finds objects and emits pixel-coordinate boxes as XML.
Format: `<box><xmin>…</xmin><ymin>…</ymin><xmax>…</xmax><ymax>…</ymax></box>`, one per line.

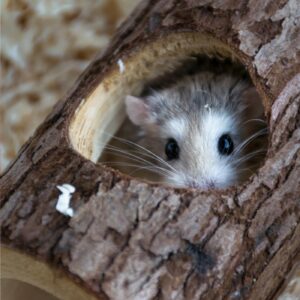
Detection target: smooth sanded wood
<box><xmin>1</xmin><ymin>0</ymin><xmax>299</xmax><ymax>299</ymax></box>
<box><xmin>1</xmin><ymin>247</ymin><xmax>99</xmax><ymax>300</ymax></box>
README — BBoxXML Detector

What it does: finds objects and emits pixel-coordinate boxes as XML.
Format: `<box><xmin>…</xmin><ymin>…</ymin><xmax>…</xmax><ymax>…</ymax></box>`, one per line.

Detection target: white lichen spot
<box><xmin>56</xmin><ymin>183</ymin><xmax>75</xmax><ymax>217</ymax></box>
<box><xmin>117</xmin><ymin>59</ymin><xmax>125</xmax><ymax>73</ymax></box>
<box><xmin>204</xmin><ymin>103</ymin><xmax>210</xmax><ymax>110</ymax></box>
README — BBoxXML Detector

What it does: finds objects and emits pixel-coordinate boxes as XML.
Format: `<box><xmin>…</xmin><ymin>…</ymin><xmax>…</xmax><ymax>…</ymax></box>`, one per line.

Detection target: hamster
<box><xmin>101</xmin><ymin>62</ymin><xmax>267</xmax><ymax>189</ymax></box>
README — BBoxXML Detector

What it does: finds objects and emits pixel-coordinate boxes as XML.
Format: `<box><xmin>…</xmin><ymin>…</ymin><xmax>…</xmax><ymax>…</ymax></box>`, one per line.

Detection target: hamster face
<box><xmin>125</xmin><ymin>72</ymin><xmax>267</xmax><ymax>189</ymax></box>
<box><xmin>160</xmin><ymin>111</ymin><xmax>240</xmax><ymax>188</ymax></box>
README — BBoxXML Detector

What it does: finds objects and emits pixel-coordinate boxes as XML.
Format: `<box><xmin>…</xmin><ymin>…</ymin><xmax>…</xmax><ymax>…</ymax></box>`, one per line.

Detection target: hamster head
<box><xmin>125</xmin><ymin>72</ymin><xmax>267</xmax><ymax>189</ymax></box>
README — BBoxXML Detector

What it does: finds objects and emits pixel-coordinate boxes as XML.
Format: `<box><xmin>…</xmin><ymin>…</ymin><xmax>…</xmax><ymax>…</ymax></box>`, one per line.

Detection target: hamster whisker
<box><xmin>122</xmin><ymin>141</ymin><xmax>178</xmax><ymax>173</ymax></box>
<box><xmin>99</xmin><ymin>130</ymin><xmax>182</xmax><ymax>179</ymax></box>
<box><xmin>243</xmin><ymin>118</ymin><xmax>267</xmax><ymax>125</ymax></box>
<box><xmin>129</xmin><ymin>165</ymin><xmax>174</xmax><ymax>178</ymax></box>
<box><xmin>102</xmin><ymin>161</ymin><xmax>177</xmax><ymax>178</ymax></box>
<box><xmin>234</xmin><ymin>128</ymin><xmax>268</xmax><ymax>156</ymax></box>
<box><xmin>235</xmin><ymin>167</ymin><xmax>256</xmax><ymax>176</ymax></box>
<box><xmin>233</xmin><ymin>149</ymin><xmax>267</xmax><ymax>167</ymax></box>
<box><xmin>101</xmin><ymin>161</ymin><xmax>163</xmax><ymax>174</ymax></box>
<box><xmin>102</xmin><ymin>143</ymin><xmax>179</xmax><ymax>176</ymax></box>
<box><xmin>129</xmin><ymin>148</ymin><xmax>178</xmax><ymax>174</ymax></box>
<box><xmin>102</xmin><ymin>145</ymin><xmax>163</xmax><ymax>170</ymax></box>
<box><xmin>101</xmin><ymin>131</ymin><xmax>178</xmax><ymax>173</ymax></box>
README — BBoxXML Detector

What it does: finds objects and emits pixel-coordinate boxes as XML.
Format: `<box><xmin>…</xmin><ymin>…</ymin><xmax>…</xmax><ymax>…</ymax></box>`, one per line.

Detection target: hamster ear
<box><xmin>125</xmin><ymin>95</ymin><xmax>152</xmax><ymax>126</ymax></box>
<box><xmin>243</xmin><ymin>86</ymin><xmax>265</xmax><ymax>119</ymax></box>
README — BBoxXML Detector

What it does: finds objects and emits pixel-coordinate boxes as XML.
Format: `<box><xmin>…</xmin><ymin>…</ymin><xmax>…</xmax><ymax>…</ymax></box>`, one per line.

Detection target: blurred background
<box><xmin>0</xmin><ymin>0</ymin><xmax>139</xmax><ymax>173</ymax></box>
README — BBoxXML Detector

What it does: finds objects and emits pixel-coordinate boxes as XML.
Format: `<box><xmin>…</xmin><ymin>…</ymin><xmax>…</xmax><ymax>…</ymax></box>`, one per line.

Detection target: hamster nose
<box><xmin>187</xmin><ymin>180</ymin><xmax>199</xmax><ymax>188</ymax></box>
<box><xmin>187</xmin><ymin>180</ymin><xmax>215</xmax><ymax>189</ymax></box>
<box><xmin>207</xmin><ymin>180</ymin><xmax>215</xmax><ymax>188</ymax></box>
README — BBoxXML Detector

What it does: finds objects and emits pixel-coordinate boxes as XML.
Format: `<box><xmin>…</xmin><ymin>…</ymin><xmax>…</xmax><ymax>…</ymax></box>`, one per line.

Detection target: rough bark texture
<box><xmin>1</xmin><ymin>0</ymin><xmax>300</xmax><ymax>299</ymax></box>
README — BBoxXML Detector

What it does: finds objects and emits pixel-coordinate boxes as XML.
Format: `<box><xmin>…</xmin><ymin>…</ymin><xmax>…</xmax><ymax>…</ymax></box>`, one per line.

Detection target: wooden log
<box><xmin>1</xmin><ymin>0</ymin><xmax>299</xmax><ymax>299</ymax></box>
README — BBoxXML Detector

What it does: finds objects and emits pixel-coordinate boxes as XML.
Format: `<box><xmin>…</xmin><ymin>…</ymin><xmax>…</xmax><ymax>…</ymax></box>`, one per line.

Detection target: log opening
<box><xmin>69</xmin><ymin>32</ymin><xmax>268</xmax><ymax>186</ymax></box>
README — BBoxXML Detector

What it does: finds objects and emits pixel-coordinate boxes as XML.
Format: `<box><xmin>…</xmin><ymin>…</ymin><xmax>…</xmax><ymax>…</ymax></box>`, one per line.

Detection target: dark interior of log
<box><xmin>69</xmin><ymin>32</ymin><xmax>268</xmax><ymax>187</ymax></box>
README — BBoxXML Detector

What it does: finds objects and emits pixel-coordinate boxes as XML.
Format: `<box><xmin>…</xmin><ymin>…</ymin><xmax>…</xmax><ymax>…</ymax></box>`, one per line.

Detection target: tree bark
<box><xmin>1</xmin><ymin>0</ymin><xmax>299</xmax><ymax>299</ymax></box>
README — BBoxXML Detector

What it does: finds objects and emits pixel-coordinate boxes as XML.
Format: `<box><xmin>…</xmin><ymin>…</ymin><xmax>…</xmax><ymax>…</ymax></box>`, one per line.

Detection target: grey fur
<box><xmin>145</xmin><ymin>72</ymin><xmax>250</xmax><ymax>125</ymax></box>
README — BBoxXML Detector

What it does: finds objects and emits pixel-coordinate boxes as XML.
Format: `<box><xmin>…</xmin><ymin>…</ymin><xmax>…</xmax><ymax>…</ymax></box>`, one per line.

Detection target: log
<box><xmin>1</xmin><ymin>0</ymin><xmax>299</xmax><ymax>299</ymax></box>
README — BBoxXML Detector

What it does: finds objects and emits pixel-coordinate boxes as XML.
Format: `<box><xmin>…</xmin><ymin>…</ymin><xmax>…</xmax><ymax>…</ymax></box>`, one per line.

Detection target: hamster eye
<box><xmin>165</xmin><ymin>138</ymin><xmax>180</xmax><ymax>160</ymax></box>
<box><xmin>218</xmin><ymin>134</ymin><xmax>234</xmax><ymax>155</ymax></box>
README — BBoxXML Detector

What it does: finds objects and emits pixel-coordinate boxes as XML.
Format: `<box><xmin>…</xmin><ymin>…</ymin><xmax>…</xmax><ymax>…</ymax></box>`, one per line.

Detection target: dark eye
<box><xmin>218</xmin><ymin>134</ymin><xmax>234</xmax><ymax>155</ymax></box>
<box><xmin>165</xmin><ymin>138</ymin><xmax>180</xmax><ymax>160</ymax></box>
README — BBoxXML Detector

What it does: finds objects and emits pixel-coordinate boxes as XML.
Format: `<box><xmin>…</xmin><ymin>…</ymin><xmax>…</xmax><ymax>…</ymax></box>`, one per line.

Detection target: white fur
<box><xmin>166</xmin><ymin>118</ymin><xmax>187</xmax><ymax>140</ymax></box>
<box><xmin>167</xmin><ymin>111</ymin><xmax>238</xmax><ymax>189</ymax></box>
<box><xmin>194</xmin><ymin>111</ymin><xmax>237</xmax><ymax>187</ymax></box>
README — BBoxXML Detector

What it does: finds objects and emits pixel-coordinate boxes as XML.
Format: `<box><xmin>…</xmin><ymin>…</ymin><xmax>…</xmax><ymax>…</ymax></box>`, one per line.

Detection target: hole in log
<box><xmin>69</xmin><ymin>32</ymin><xmax>268</xmax><ymax>189</ymax></box>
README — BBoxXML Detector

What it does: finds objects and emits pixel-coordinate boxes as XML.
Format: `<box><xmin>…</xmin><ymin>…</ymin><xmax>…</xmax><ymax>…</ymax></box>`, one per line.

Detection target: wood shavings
<box><xmin>0</xmin><ymin>0</ymin><xmax>139</xmax><ymax>173</ymax></box>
